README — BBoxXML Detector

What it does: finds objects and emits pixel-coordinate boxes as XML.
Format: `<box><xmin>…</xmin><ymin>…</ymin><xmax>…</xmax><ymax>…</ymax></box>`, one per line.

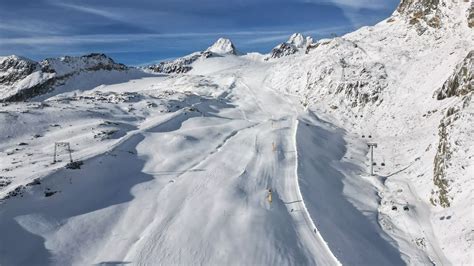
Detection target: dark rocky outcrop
<box><xmin>146</xmin><ymin>53</ymin><xmax>203</xmax><ymax>74</ymax></box>
<box><xmin>468</xmin><ymin>3</ymin><xmax>474</xmax><ymax>28</ymax></box>
<box><xmin>397</xmin><ymin>0</ymin><xmax>441</xmax><ymax>28</ymax></box>
<box><xmin>431</xmin><ymin>111</ymin><xmax>453</xmax><ymax>208</ymax></box>
<box><xmin>267</xmin><ymin>33</ymin><xmax>313</xmax><ymax>59</ymax></box>
<box><xmin>434</xmin><ymin>51</ymin><xmax>473</xmax><ymax>100</ymax></box>
<box><xmin>269</xmin><ymin>43</ymin><xmax>299</xmax><ymax>59</ymax></box>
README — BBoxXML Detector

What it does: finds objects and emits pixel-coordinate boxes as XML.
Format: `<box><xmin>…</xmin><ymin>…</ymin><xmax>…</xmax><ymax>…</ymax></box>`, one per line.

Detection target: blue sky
<box><xmin>0</xmin><ymin>0</ymin><xmax>399</xmax><ymax>65</ymax></box>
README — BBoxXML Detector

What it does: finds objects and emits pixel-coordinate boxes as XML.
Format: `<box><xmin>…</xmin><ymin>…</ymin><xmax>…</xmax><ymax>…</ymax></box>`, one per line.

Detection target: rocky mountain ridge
<box><xmin>146</xmin><ymin>38</ymin><xmax>237</xmax><ymax>74</ymax></box>
<box><xmin>267</xmin><ymin>33</ymin><xmax>313</xmax><ymax>59</ymax></box>
<box><xmin>0</xmin><ymin>53</ymin><xmax>128</xmax><ymax>102</ymax></box>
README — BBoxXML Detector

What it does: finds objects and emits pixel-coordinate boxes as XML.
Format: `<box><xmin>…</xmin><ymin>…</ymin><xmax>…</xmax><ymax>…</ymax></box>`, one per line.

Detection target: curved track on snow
<box><xmin>0</xmin><ymin>61</ymin><xmax>403</xmax><ymax>265</ymax></box>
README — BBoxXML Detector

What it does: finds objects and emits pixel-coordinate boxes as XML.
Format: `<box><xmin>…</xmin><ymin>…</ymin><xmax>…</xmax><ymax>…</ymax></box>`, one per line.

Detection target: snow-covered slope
<box><xmin>266</xmin><ymin>0</ymin><xmax>473</xmax><ymax>264</ymax></box>
<box><xmin>0</xmin><ymin>0</ymin><xmax>472</xmax><ymax>265</ymax></box>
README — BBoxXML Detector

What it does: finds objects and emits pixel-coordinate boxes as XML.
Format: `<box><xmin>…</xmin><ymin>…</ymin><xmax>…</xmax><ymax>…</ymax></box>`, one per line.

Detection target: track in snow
<box><xmin>0</xmin><ymin>63</ymin><xmax>404</xmax><ymax>265</ymax></box>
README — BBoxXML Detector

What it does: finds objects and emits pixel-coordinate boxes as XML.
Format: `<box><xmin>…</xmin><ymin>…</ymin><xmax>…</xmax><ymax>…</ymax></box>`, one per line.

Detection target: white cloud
<box><xmin>326</xmin><ymin>0</ymin><xmax>392</xmax><ymax>10</ymax></box>
<box><xmin>0</xmin><ymin>21</ymin><xmax>67</xmax><ymax>35</ymax></box>
<box><xmin>0</xmin><ymin>30</ymin><xmax>296</xmax><ymax>46</ymax></box>
<box><xmin>51</xmin><ymin>2</ymin><xmax>124</xmax><ymax>21</ymax></box>
<box><xmin>303</xmin><ymin>0</ymin><xmax>394</xmax><ymax>10</ymax></box>
<box><xmin>245</xmin><ymin>25</ymin><xmax>352</xmax><ymax>44</ymax></box>
<box><xmin>302</xmin><ymin>0</ymin><xmax>398</xmax><ymax>28</ymax></box>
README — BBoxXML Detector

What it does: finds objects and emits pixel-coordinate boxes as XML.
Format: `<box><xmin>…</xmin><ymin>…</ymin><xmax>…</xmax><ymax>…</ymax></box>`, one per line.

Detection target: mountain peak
<box><xmin>267</xmin><ymin>33</ymin><xmax>313</xmax><ymax>59</ymax></box>
<box><xmin>206</xmin><ymin>38</ymin><xmax>237</xmax><ymax>55</ymax></box>
<box><xmin>288</xmin><ymin>33</ymin><xmax>305</xmax><ymax>48</ymax></box>
<box><xmin>0</xmin><ymin>55</ymin><xmax>37</xmax><ymax>66</ymax></box>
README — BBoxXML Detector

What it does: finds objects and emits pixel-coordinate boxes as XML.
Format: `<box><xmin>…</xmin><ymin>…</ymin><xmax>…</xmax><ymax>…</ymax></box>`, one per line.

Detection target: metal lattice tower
<box><xmin>367</xmin><ymin>142</ymin><xmax>378</xmax><ymax>176</ymax></box>
<box><xmin>53</xmin><ymin>142</ymin><xmax>73</xmax><ymax>163</ymax></box>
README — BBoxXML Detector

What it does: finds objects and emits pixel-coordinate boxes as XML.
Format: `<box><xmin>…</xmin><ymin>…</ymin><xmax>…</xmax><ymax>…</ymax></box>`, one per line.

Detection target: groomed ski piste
<box><xmin>1</xmin><ymin>1</ymin><xmax>473</xmax><ymax>264</ymax></box>
<box><xmin>0</xmin><ymin>55</ymin><xmax>408</xmax><ymax>265</ymax></box>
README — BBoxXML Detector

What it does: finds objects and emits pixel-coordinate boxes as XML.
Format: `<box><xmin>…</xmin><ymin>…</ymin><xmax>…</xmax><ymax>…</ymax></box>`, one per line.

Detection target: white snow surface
<box><xmin>287</xmin><ymin>33</ymin><xmax>313</xmax><ymax>49</ymax></box>
<box><xmin>0</xmin><ymin>1</ymin><xmax>473</xmax><ymax>265</ymax></box>
<box><xmin>206</xmin><ymin>38</ymin><xmax>237</xmax><ymax>55</ymax></box>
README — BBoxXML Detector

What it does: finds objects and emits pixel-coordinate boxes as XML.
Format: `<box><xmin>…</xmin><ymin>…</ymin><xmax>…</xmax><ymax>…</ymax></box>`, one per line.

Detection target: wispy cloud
<box><xmin>0</xmin><ymin>21</ymin><xmax>67</xmax><ymax>35</ymax></box>
<box><xmin>0</xmin><ymin>0</ymin><xmax>398</xmax><ymax>64</ymax></box>
<box><xmin>305</xmin><ymin>0</ymin><xmax>395</xmax><ymax>10</ymax></box>
<box><xmin>302</xmin><ymin>0</ymin><xmax>398</xmax><ymax>27</ymax></box>
<box><xmin>244</xmin><ymin>25</ymin><xmax>351</xmax><ymax>45</ymax></box>
<box><xmin>0</xmin><ymin>30</ymin><xmax>295</xmax><ymax>46</ymax></box>
<box><xmin>50</xmin><ymin>2</ymin><xmax>124</xmax><ymax>21</ymax></box>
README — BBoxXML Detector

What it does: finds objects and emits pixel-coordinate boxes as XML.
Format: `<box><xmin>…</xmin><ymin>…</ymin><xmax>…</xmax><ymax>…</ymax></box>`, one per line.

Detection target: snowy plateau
<box><xmin>0</xmin><ymin>0</ymin><xmax>473</xmax><ymax>265</ymax></box>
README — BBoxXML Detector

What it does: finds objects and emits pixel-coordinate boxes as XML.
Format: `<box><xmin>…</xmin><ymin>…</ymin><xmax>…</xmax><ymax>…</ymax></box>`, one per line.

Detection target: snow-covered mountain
<box><xmin>0</xmin><ymin>0</ymin><xmax>472</xmax><ymax>265</ymax></box>
<box><xmin>0</xmin><ymin>55</ymin><xmax>54</xmax><ymax>101</ymax></box>
<box><xmin>206</xmin><ymin>37</ymin><xmax>238</xmax><ymax>55</ymax></box>
<box><xmin>146</xmin><ymin>38</ymin><xmax>238</xmax><ymax>74</ymax></box>
<box><xmin>267</xmin><ymin>33</ymin><xmax>313</xmax><ymax>59</ymax></box>
<box><xmin>0</xmin><ymin>53</ymin><xmax>134</xmax><ymax>101</ymax></box>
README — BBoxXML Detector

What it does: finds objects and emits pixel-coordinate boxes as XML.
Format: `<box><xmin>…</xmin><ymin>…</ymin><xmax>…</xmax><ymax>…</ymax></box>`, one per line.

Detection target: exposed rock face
<box><xmin>268</xmin><ymin>33</ymin><xmax>313</xmax><ymax>59</ymax></box>
<box><xmin>147</xmin><ymin>38</ymin><xmax>237</xmax><ymax>74</ymax></box>
<box><xmin>431</xmin><ymin>93</ymin><xmax>472</xmax><ymax>208</ymax></box>
<box><xmin>41</xmin><ymin>53</ymin><xmax>127</xmax><ymax>75</ymax></box>
<box><xmin>468</xmin><ymin>3</ymin><xmax>474</xmax><ymax>28</ymax></box>
<box><xmin>397</xmin><ymin>0</ymin><xmax>441</xmax><ymax>28</ymax></box>
<box><xmin>432</xmin><ymin>109</ymin><xmax>454</xmax><ymax>208</ymax></box>
<box><xmin>269</xmin><ymin>43</ymin><xmax>299</xmax><ymax>59</ymax></box>
<box><xmin>431</xmin><ymin>49</ymin><xmax>473</xmax><ymax>207</ymax></box>
<box><xmin>434</xmin><ymin>51</ymin><xmax>473</xmax><ymax>100</ymax></box>
<box><xmin>147</xmin><ymin>53</ymin><xmax>203</xmax><ymax>74</ymax></box>
<box><xmin>0</xmin><ymin>53</ymin><xmax>128</xmax><ymax>102</ymax></box>
<box><xmin>432</xmin><ymin>52</ymin><xmax>473</xmax><ymax>206</ymax></box>
<box><xmin>0</xmin><ymin>56</ymin><xmax>40</xmax><ymax>86</ymax></box>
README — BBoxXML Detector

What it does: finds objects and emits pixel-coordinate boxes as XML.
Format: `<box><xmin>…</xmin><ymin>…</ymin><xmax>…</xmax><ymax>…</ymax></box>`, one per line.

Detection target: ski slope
<box><xmin>0</xmin><ymin>57</ymin><xmax>405</xmax><ymax>265</ymax></box>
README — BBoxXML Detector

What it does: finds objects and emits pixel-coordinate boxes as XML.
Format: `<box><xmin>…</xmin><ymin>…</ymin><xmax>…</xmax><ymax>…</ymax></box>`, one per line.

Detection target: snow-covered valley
<box><xmin>1</xmin><ymin>0</ymin><xmax>473</xmax><ymax>265</ymax></box>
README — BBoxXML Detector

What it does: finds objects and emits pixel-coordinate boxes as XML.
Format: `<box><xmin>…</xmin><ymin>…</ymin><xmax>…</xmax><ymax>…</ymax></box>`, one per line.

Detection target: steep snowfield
<box><xmin>266</xmin><ymin>0</ymin><xmax>473</xmax><ymax>264</ymax></box>
<box><xmin>0</xmin><ymin>0</ymin><xmax>473</xmax><ymax>265</ymax></box>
